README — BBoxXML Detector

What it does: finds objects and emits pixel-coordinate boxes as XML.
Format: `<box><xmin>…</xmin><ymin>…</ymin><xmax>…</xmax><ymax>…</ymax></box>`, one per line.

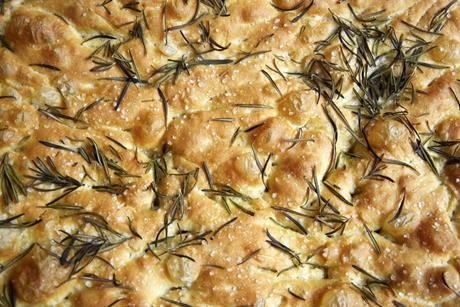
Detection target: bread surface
<box><xmin>0</xmin><ymin>0</ymin><xmax>459</xmax><ymax>306</ymax></box>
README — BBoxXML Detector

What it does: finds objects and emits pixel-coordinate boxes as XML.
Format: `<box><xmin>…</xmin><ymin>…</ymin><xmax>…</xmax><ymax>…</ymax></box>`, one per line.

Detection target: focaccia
<box><xmin>0</xmin><ymin>0</ymin><xmax>459</xmax><ymax>306</ymax></box>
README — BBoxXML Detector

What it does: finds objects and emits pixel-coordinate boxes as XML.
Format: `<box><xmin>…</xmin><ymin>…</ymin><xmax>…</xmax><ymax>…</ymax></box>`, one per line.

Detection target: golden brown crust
<box><xmin>0</xmin><ymin>0</ymin><xmax>459</xmax><ymax>306</ymax></box>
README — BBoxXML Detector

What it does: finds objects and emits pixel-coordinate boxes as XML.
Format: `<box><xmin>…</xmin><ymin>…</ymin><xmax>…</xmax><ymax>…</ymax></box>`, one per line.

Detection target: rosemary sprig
<box><xmin>228</xmin><ymin>198</ymin><xmax>255</xmax><ymax>216</ymax></box>
<box><xmin>270</xmin><ymin>216</ymin><xmax>303</xmax><ymax>234</ymax></box>
<box><xmin>143</xmin><ymin>145</ymin><xmax>169</xmax><ymax>185</ymax></box>
<box><xmin>87</xmin><ymin>38</ymin><xmax>120</xmax><ymax>62</ymax></box>
<box><xmin>351</xmin><ymin>282</ymin><xmax>382</xmax><ymax>307</ymax></box>
<box><xmin>244</xmin><ymin>123</ymin><xmax>265</xmax><ymax>133</ymax></box>
<box><xmin>203</xmin><ymin>161</ymin><xmax>213</xmax><ymax>189</ymax></box>
<box><xmin>195</xmin><ymin>59</ymin><xmax>233</xmax><ymax>66</ymax></box>
<box><xmin>199</xmin><ymin>22</ymin><xmax>231</xmax><ymax>52</ymax></box>
<box><xmin>281</xmin><ymin>212</ymin><xmax>308</xmax><ymax>236</ymax></box>
<box><xmin>255</xmin><ymin>33</ymin><xmax>274</xmax><ymax>48</ymax></box>
<box><xmin>449</xmin><ymin>87</ymin><xmax>460</xmax><ymax>110</ymax></box>
<box><xmin>0</xmin><ymin>153</ymin><xmax>27</xmax><ymax>206</ymax></box>
<box><xmin>288</xmin><ymin>288</ymin><xmax>306</xmax><ymax>301</ymax></box>
<box><xmin>39</xmin><ymin>141</ymin><xmax>89</xmax><ymax>163</ymax></box>
<box><xmin>0</xmin><ymin>243</ymin><xmax>35</xmax><ymax>274</ymax></box>
<box><xmin>235</xmin><ymin>50</ymin><xmax>271</xmax><ymax>64</ymax></box>
<box><xmin>129</xmin><ymin>19</ymin><xmax>146</xmax><ymax>53</ymax></box>
<box><xmin>142</xmin><ymin>9</ymin><xmax>150</xmax><ymax>29</ymax></box>
<box><xmin>127</xmin><ymin>217</ymin><xmax>142</xmax><ymax>240</ymax></box>
<box><xmin>0</xmin><ymin>214</ymin><xmax>41</xmax><ymax>229</ymax></box>
<box><xmin>122</xmin><ymin>1</ymin><xmax>141</xmax><ymax>12</ymax></box>
<box><xmin>38</xmin><ymin>99</ymin><xmax>106</xmax><ymax>128</ymax></box>
<box><xmin>87</xmin><ymin>137</ymin><xmax>136</xmax><ymax>179</ymax></box>
<box><xmin>429</xmin><ymin>139</ymin><xmax>460</xmax><ymax>164</ymax></box>
<box><xmin>323</xmin><ymin>106</ymin><xmax>338</xmax><ymax>175</ymax></box>
<box><xmin>210</xmin><ymin>117</ymin><xmax>235</xmax><ymax>123</ymax></box>
<box><xmin>81</xmin><ymin>34</ymin><xmax>117</xmax><ymax>45</ymax></box>
<box><xmin>230</xmin><ymin>127</ymin><xmax>240</xmax><ymax>146</ymax></box>
<box><xmin>212</xmin><ymin>217</ymin><xmax>237</xmax><ymax>238</ymax></box>
<box><xmin>388</xmin><ymin>190</ymin><xmax>406</xmax><ymax>224</ymax></box>
<box><xmin>40</xmin><ymin>138</ymin><xmax>135</xmax><ymax>179</ymax></box>
<box><xmin>401</xmin><ymin>20</ymin><xmax>443</xmax><ymax>36</ymax></box>
<box><xmin>271</xmin><ymin>0</ymin><xmax>314</xmax><ymax>23</ymax></box>
<box><xmin>393</xmin><ymin>300</ymin><xmax>407</xmax><ymax>307</ymax></box>
<box><xmin>80</xmin><ymin>273</ymin><xmax>133</xmax><ymax>290</ymax></box>
<box><xmin>442</xmin><ymin>271</ymin><xmax>460</xmax><ymax>297</ymax></box>
<box><xmin>266</xmin><ymin>230</ymin><xmax>301</xmax><ymax>264</ymax></box>
<box><xmin>324</xmin><ymin>218</ymin><xmax>348</xmax><ymax>237</ymax></box>
<box><xmin>352</xmin><ymin>263</ymin><xmax>393</xmax><ymax>306</ymax></box>
<box><xmin>27</xmin><ymin>157</ymin><xmax>83</xmax><ymax>192</ymax></box>
<box><xmin>74</xmin><ymin>98</ymin><xmax>106</xmax><ymax>120</ymax></box>
<box><xmin>149</xmin><ymin>166</ymin><xmax>200</xmax><ymax>247</ymax></box>
<box><xmin>411</xmin><ymin>138</ymin><xmax>439</xmax><ymax>176</ymax></box>
<box><xmin>28</xmin><ymin>147</ymin><xmax>134</xmax><ymax>200</ymax></box>
<box><xmin>92</xmin><ymin>184</ymin><xmax>130</xmax><ymax>195</ymax></box>
<box><xmin>38</xmin><ymin>203</ymin><xmax>83</xmax><ymax>211</ymax></box>
<box><xmin>352</xmin><ymin>264</ymin><xmax>390</xmax><ymax>288</ymax></box>
<box><xmin>362</xmin><ymin>156</ymin><xmax>395</xmax><ymax>183</ymax></box>
<box><xmin>113</xmin><ymin>79</ymin><xmax>130</xmax><ymax>111</ymax></box>
<box><xmin>314</xmin><ymin>208</ymin><xmax>347</xmax><ymax>226</ymax></box>
<box><xmin>272</xmin><ymin>206</ymin><xmax>312</xmax><ymax>218</ymax></box>
<box><xmin>0</xmin><ymin>280</ymin><xmax>15</xmax><ymax>307</ymax></box>
<box><xmin>105</xmin><ymin>136</ymin><xmax>127</xmax><ymax>150</ymax></box>
<box><xmin>363</xmin><ymin>223</ymin><xmax>381</xmax><ymax>254</ymax></box>
<box><xmin>266</xmin><ymin>58</ymin><xmax>286</xmax><ymax>81</ymax></box>
<box><xmin>289</xmin><ymin>58</ymin><xmax>344</xmax><ymax>104</ymax></box>
<box><xmin>291</xmin><ymin>0</ymin><xmax>314</xmax><ymax>23</ymax></box>
<box><xmin>82</xmin><ymin>216</ymin><xmax>123</xmax><ymax>238</ymax></box>
<box><xmin>311</xmin><ymin>166</ymin><xmax>321</xmax><ymax>207</ymax></box>
<box><xmin>323</xmin><ymin>181</ymin><xmax>353</xmax><ymax>206</ymax></box>
<box><xmin>261</xmin><ymin>69</ymin><xmax>282</xmax><ymax>96</ymax></box>
<box><xmin>58</xmin><ymin>225</ymin><xmax>130</xmax><ymax>278</ymax></box>
<box><xmin>149</xmin><ymin>229</ymin><xmax>211</xmax><ymax>259</ymax></box>
<box><xmin>237</xmin><ymin>248</ymin><xmax>261</xmax><ymax>265</ymax></box>
<box><xmin>307</xmin><ymin>8</ymin><xmax>448</xmax><ymax>128</ymax></box>
<box><xmin>103</xmin><ymin>52</ymin><xmax>148</xmax><ymax>108</ymax></box>
<box><xmin>151</xmin><ymin>56</ymin><xmax>232</xmax><ymax>87</ymax></box>
<box><xmin>29</xmin><ymin>63</ymin><xmax>61</xmax><ymax>71</ymax></box>
<box><xmin>158</xmin><ymin>88</ymin><xmax>168</xmax><ymax>129</ymax></box>
<box><xmin>165</xmin><ymin>0</ymin><xmax>204</xmax><ymax>33</ymax></box>
<box><xmin>429</xmin><ymin>0</ymin><xmax>457</xmax><ymax>33</ymax></box>
<box><xmin>251</xmin><ymin>145</ymin><xmax>271</xmax><ymax>191</ymax></box>
<box><xmin>200</xmin><ymin>0</ymin><xmax>229</xmax><ymax>16</ymax></box>
<box><xmin>170</xmin><ymin>252</ymin><xmax>196</xmax><ymax>263</ymax></box>
<box><xmin>97</xmin><ymin>0</ymin><xmax>113</xmax><ymax>14</ymax></box>
<box><xmin>202</xmin><ymin>183</ymin><xmax>251</xmax><ymax>200</ymax></box>
<box><xmin>235</xmin><ymin>103</ymin><xmax>273</xmax><ymax>109</ymax></box>
<box><xmin>303</xmin><ymin>186</ymin><xmax>327</xmax><ymax>214</ymax></box>
<box><xmin>381</xmin><ymin>157</ymin><xmax>419</xmax><ymax>174</ymax></box>
<box><xmin>203</xmin><ymin>263</ymin><xmax>226</xmax><ymax>270</ymax></box>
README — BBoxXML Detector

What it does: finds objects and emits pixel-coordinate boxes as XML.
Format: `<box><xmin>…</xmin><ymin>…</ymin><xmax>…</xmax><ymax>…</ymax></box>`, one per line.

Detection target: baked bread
<box><xmin>0</xmin><ymin>0</ymin><xmax>459</xmax><ymax>305</ymax></box>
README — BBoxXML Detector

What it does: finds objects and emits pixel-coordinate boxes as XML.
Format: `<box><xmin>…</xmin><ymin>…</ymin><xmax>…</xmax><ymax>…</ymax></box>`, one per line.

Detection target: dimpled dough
<box><xmin>0</xmin><ymin>0</ymin><xmax>459</xmax><ymax>306</ymax></box>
